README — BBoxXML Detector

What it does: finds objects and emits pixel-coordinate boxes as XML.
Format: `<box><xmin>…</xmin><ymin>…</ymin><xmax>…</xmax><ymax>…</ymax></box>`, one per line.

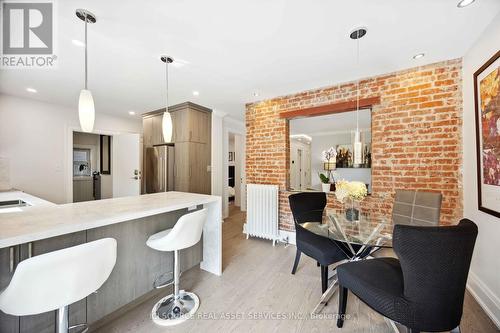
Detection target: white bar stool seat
<box><xmin>146</xmin><ymin>208</ymin><xmax>207</xmax><ymax>326</ymax></box>
<box><xmin>0</xmin><ymin>238</ymin><xmax>117</xmax><ymax>333</ymax></box>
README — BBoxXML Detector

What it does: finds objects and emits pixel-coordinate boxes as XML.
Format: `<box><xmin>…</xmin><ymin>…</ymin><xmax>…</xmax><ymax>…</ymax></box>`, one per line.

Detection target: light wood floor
<box><xmin>94</xmin><ymin>205</ymin><xmax>499</xmax><ymax>333</ymax></box>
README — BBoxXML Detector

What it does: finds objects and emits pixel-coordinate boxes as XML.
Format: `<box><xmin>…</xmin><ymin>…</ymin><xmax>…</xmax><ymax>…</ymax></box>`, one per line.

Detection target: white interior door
<box><xmin>239</xmin><ymin>135</ymin><xmax>246</xmax><ymax>211</ymax></box>
<box><xmin>113</xmin><ymin>133</ymin><xmax>141</xmax><ymax>198</ymax></box>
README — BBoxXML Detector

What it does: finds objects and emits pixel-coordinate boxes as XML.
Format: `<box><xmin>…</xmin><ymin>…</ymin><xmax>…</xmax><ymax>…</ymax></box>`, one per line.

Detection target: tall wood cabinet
<box><xmin>142</xmin><ymin>102</ymin><xmax>212</xmax><ymax>195</ymax></box>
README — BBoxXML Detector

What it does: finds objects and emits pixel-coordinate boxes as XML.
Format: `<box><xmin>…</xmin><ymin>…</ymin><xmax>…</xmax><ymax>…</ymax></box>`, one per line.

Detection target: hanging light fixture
<box><xmin>350</xmin><ymin>27</ymin><xmax>367</xmax><ymax>166</ymax></box>
<box><xmin>161</xmin><ymin>56</ymin><xmax>174</xmax><ymax>142</ymax></box>
<box><xmin>76</xmin><ymin>9</ymin><xmax>97</xmax><ymax>133</ymax></box>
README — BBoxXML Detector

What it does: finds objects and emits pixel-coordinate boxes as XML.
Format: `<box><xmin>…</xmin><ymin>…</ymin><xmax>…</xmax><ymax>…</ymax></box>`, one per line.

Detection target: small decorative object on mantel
<box><xmin>335</xmin><ymin>180</ymin><xmax>368</xmax><ymax>221</ymax></box>
<box><xmin>319</xmin><ymin>173</ymin><xmax>331</xmax><ymax>193</ymax></box>
<box><xmin>474</xmin><ymin>50</ymin><xmax>500</xmax><ymax>217</ymax></box>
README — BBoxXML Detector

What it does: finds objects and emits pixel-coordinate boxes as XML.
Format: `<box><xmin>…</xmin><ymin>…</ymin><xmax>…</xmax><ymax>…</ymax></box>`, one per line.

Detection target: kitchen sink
<box><xmin>0</xmin><ymin>200</ymin><xmax>30</xmax><ymax>208</ymax></box>
<box><xmin>0</xmin><ymin>200</ymin><xmax>31</xmax><ymax>212</ymax></box>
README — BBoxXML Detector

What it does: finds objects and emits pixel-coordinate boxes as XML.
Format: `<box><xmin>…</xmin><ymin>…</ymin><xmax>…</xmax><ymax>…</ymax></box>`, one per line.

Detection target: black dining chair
<box><xmin>336</xmin><ymin>219</ymin><xmax>478</xmax><ymax>333</ymax></box>
<box><xmin>288</xmin><ymin>192</ymin><xmax>349</xmax><ymax>293</ymax></box>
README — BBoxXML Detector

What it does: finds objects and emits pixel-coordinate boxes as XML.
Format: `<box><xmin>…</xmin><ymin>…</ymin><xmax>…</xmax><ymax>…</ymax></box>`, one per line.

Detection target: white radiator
<box><xmin>244</xmin><ymin>184</ymin><xmax>279</xmax><ymax>246</ymax></box>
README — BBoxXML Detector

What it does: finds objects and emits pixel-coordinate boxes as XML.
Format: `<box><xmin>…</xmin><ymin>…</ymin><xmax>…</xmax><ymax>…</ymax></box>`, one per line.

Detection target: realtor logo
<box><xmin>1</xmin><ymin>1</ymin><xmax>57</xmax><ymax>68</ymax></box>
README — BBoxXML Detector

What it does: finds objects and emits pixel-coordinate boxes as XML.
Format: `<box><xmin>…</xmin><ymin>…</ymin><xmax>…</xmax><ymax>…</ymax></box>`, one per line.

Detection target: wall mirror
<box><xmin>288</xmin><ymin>109</ymin><xmax>372</xmax><ymax>192</ymax></box>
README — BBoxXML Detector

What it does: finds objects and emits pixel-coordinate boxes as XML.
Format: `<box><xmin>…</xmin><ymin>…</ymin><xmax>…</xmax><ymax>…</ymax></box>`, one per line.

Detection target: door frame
<box><xmin>223</xmin><ymin>125</ymin><xmax>245</xmax><ymax>219</ymax></box>
<box><xmin>65</xmin><ymin>126</ymin><xmax>136</xmax><ymax>203</ymax></box>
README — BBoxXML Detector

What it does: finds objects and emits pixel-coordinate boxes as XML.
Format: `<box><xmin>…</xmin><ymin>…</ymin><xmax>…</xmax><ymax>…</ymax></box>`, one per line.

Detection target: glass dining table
<box><xmin>301</xmin><ymin>207</ymin><xmax>394</xmax><ymax>314</ymax></box>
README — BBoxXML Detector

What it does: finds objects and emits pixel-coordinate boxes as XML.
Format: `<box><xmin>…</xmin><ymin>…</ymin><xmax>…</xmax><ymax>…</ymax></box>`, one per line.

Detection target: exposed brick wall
<box><xmin>246</xmin><ymin>59</ymin><xmax>463</xmax><ymax>231</ymax></box>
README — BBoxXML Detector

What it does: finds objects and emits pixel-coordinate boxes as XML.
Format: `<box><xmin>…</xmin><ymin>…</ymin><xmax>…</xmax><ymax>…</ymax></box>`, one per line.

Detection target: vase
<box><xmin>322</xmin><ymin>183</ymin><xmax>330</xmax><ymax>193</ymax></box>
<box><xmin>345</xmin><ymin>199</ymin><xmax>360</xmax><ymax>222</ymax></box>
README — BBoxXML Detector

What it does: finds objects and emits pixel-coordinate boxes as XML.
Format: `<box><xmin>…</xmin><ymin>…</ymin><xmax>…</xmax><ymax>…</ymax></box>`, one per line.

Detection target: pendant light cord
<box><xmin>356</xmin><ymin>30</ymin><xmax>360</xmax><ymax>133</ymax></box>
<box><xmin>84</xmin><ymin>13</ymin><xmax>88</xmax><ymax>90</ymax></box>
<box><xmin>165</xmin><ymin>60</ymin><xmax>169</xmax><ymax>113</ymax></box>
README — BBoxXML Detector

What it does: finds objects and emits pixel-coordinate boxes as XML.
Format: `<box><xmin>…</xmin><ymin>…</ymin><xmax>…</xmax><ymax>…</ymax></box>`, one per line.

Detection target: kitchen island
<box><xmin>0</xmin><ymin>191</ymin><xmax>222</xmax><ymax>332</ymax></box>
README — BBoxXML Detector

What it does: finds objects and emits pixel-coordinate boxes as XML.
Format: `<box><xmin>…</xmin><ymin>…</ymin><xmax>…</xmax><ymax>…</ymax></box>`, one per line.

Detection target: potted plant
<box><xmin>322</xmin><ymin>147</ymin><xmax>337</xmax><ymax>191</ymax></box>
<box><xmin>318</xmin><ymin>173</ymin><xmax>331</xmax><ymax>193</ymax></box>
<box><xmin>335</xmin><ymin>180</ymin><xmax>368</xmax><ymax>221</ymax></box>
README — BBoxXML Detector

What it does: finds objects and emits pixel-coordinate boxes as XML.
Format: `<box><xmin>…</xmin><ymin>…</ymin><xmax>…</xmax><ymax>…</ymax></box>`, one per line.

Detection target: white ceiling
<box><xmin>1</xmin><ymin>0</ymin><xmax>499</xmax><ymax>121</ymax></box>
<box><xmin>290</xmin><ymin>109</ymin><xmax>371</xmax><ymax>135</ymax></box>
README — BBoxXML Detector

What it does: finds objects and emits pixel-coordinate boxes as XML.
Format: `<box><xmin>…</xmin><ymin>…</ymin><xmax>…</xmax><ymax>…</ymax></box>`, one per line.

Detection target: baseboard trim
<box><xmin>467</xmin><ymin>271</ymin><xmax>500</xmax><ymax>329</ymax></box>
<box><xmin>279</xmin><ymin>230</ymin><xmax>296</xmax><ymax>245</ymax></box>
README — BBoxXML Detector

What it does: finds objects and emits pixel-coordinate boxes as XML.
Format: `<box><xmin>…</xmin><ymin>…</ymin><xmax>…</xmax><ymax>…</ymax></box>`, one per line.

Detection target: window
<box><xmin>289</xmin><ymin>109</ymin><xmax>372</xmax><ymax>192</ymax></box>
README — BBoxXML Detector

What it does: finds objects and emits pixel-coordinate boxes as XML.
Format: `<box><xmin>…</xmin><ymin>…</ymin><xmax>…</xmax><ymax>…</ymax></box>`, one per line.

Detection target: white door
<box><xmin>113</xmin><ymin>133</ymin><xmax>141</xmax><ymax>198</ymax></box>
<box><xmin>239</xmin><ymin>135</ymin><xmax>247</xmax><ymax>211</ymax></box>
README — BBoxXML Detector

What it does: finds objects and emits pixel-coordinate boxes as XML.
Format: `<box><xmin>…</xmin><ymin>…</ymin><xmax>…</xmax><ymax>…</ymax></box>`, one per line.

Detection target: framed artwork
<box><xmin>100</xmin><ymin>135</ymin><xmax>111</xmax><ymax>175</ymax></box>
<box><xmin>474</xmin><ymin>50</ymin><xmax>500</xmax><ymax>217</ymax></box>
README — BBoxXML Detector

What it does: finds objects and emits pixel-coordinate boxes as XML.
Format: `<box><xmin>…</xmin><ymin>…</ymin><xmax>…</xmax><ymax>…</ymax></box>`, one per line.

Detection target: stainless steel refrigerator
<box><xmin>145</xmin><ymin>145</ymin><xmax>175</xmax><ymax>193</ymax></box>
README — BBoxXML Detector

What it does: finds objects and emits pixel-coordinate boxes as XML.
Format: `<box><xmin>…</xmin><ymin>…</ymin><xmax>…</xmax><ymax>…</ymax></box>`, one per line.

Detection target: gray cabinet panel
<box><xmin>0</xmin><ymin>246</ymin><xmax>20</xmax><ymax>333</ymax></box>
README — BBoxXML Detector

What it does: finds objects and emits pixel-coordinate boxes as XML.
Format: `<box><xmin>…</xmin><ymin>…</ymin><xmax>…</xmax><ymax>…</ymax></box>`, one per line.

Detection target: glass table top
<box><xmin>301</xmin><ymin>208</ymin><xmax>394</xmax><ymax>248</ymax></box>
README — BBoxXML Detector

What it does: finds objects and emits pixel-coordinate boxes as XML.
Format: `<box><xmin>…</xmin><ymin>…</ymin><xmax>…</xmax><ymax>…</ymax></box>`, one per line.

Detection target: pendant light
<box><xmin>76</xmin><ymin>9</ymin><xmax>97</xmax><ymax>133</ymax></box>
<box><xmin>350</xmin><ymin>27</ymin><xmax>367</xmax><ymax>166</ymax></box>
<box><xmin>161</xmin><ymin>56</ymin><xmax>174</xmax><ymax>142</ymax></box>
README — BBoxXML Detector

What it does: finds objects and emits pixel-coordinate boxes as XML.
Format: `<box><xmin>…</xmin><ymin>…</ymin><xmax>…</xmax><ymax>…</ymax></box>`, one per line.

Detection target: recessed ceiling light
<box><xmin>128</xmin><ymin>111</ymin><xmax>136</xmax><ymax>115</ymax></box>
<box><xmin>26</xmin><ymin>88</ymin><xmax>37</xmax><ymax>93</ymax></box>
<box><xmin>413</xmin><ymin>53</ymin><xmax>425</xmax><ymax>60</ymax></box>
<box><xmin>192</xmin><ymin>91</ymin><xmax>199</xmax><ymax>96</ymax></box>
<box><xmin>253</xmin><ymin>92</ymin><xmax>259</xmax><ymax>97</ymax></box>
<box><xmin>72</xmin><ymin>39</ymin><xmax>85</xmax><ymax>47</ymax></box>
<box><xmin>457</xmin><ymin>0</ymin><xmax>475</xmax><ymax>8</ymax></box>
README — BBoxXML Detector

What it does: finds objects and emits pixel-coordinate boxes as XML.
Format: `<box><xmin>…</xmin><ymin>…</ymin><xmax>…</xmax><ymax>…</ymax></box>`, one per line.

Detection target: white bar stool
<box><xmin>146</xmin><ymin>208</ymin><xmax>207</xmax><ymax>326</ymax></box>
<box><xmin>0</xmin><ymin>238</ymin><xmax>117</xmax><ymax>333</ymax></box>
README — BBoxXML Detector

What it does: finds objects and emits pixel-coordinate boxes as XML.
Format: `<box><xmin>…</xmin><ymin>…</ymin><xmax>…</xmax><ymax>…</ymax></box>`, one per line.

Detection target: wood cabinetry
<box><xmin>142</xmin><ymin>102</ymin><xmax>212</xmax><ymax>195</ymax></box>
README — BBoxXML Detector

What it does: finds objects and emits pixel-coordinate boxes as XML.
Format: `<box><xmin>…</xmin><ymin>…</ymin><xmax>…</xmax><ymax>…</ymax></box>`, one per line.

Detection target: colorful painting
<box><xmin>475</xmin><ymin>50</ymin><xmax>500</xmax><ymax>217</ymax></box>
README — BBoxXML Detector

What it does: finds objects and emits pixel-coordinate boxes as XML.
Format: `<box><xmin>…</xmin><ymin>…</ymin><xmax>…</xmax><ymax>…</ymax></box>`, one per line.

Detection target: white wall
<box><xmin>463</xmin><ymin>13</ymin><xmax>500</xmax><ymax>328</ymax></box>
<box><xmin>0</xmin><ymin>94</ymin><xmax>142</xmax><ymax>204</ymax></box>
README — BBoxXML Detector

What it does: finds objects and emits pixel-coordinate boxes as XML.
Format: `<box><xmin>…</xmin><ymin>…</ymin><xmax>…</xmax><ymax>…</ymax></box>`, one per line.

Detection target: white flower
<box><xmin>322</xmin><ymin>146</ymin><xmax>338</xmax><ymax>162</ymax></box>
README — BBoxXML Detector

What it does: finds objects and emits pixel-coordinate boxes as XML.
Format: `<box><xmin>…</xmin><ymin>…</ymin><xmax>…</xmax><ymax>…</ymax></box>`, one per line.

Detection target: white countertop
<box><xmin>0</xmin><ymin>190</ymin><xmax>55</xmax><ymax>212</ymax></box>
<box><xmin>0</xmin><ymin>191</ymin><xmax>221</xmax><ymax>249</ymax></box>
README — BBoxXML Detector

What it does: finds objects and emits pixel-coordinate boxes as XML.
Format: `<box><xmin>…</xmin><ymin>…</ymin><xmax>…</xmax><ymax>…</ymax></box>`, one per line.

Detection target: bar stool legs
<box><xmin>151</xmin><ymin>250</ymin><xmax>200</xmax><ymax>326</ymax></box>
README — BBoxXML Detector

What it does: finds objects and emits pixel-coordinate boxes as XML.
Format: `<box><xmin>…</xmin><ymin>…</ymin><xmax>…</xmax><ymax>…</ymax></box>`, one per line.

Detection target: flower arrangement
<box><xmin>322</xmin><ymin>147</ymin><xmax>337</xmax><ymax>163</ymax></box>
<box><xmin>335</xmin><ymin>180</ymin><xmax>368</xmax><ymax>203</ymax></box>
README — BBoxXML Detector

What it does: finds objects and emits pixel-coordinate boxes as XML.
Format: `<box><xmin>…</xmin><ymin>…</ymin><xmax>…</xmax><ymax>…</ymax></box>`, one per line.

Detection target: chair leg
<box><xmin>320</xmin><ymin>265</ymin><xmax>328</xmax><ymax>293</ymax></box>
<box><xmin>291</xmin><ymin>250</ymin><xmax>301</xmax><ymax>274</ymax></box>
<box><xmin>56</xmin><ymin>305</ymin><xmax>69</xmax><ymax>333</ymax></box>
<box><xmin>173</xmin><ymin>250</ymin><xmax>180</xmax><ymax>299</ymax></box>
<box><xmin>337</xmin><ymin>285</ymin><xmax>348</xmax><ymax>328</ymax></box>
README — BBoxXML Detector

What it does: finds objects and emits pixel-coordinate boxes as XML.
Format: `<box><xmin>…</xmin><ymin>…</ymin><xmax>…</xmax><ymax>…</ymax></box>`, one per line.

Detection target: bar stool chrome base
<box><xmin>151</xmin><ymin>291</ymin><xmax>200</xmax><ymax>326</ymax></box>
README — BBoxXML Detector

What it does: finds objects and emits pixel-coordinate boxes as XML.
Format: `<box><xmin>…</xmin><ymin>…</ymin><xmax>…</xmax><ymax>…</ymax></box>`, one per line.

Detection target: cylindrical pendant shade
<box><xmin>353</xmin><ymin>130</ymin><xmax>362</xmax><ymax>165</ymax></box>
<box><xmin>78</xmin><ymin>89</ymin><xmax>95</xmax><ymax>133</ymax></box>
<box><xmin>162</xmin><ymin>111</ymin><xmax>173</xmax><ymax>142</ymax></box>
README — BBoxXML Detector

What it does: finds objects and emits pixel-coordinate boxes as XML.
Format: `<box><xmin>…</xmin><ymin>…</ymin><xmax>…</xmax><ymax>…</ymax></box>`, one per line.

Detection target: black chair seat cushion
<box><xmin>297</xmin><ymin>236</ymin><xmax>347</xmax><ymax>266</ymax></box>
<box><xmin>337</xmin><ymin>258</ymin><xmax>410</xmax><ymax>323</ymax></box>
